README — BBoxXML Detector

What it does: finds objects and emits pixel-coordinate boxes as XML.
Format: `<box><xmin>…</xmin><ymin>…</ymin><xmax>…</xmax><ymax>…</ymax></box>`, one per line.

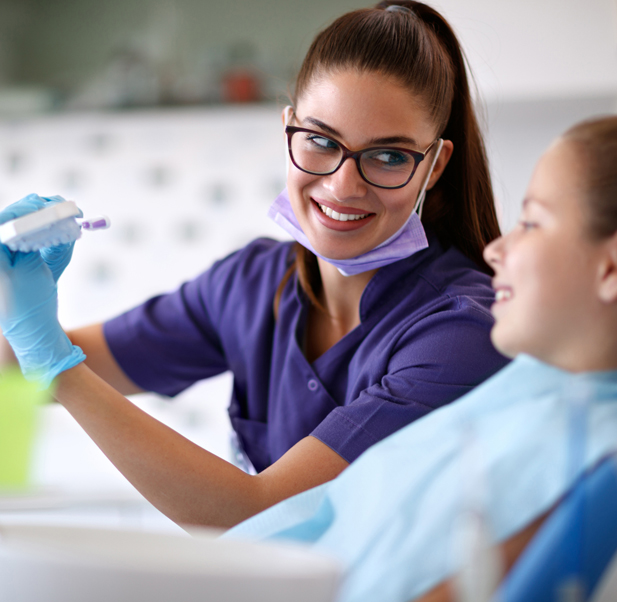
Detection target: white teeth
<box><xmin>495</xmin><ymin>289</ymin><xmax>512</xmax><ymax>302</ymax></box>
<box><xmin>318</xmin><ymin>203</ymin><xmax>369</xmax><ymax>222</ymax></box>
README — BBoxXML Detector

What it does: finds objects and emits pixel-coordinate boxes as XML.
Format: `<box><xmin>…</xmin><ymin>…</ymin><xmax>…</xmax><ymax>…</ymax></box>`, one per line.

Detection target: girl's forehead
<box><xmin>525</xmin><ymin>140</ymin><xmax>586</xmax><ymax>217</ymax></box>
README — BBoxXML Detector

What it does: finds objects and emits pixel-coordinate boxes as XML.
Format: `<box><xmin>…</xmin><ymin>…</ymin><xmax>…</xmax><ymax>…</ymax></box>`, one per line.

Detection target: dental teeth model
<box><xmin>0</xmin><ymin>202</ymin><xmax>110</xmax><ymax>253</ymax></box>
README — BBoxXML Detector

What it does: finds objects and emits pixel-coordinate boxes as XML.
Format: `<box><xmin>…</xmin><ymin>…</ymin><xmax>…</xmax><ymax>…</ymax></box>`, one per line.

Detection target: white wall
<box><xmin>0</xmin><ymin>106</ymin><xmax>289</xmax><ymax>502</ymax></box>
<box><xmin>3</xmin><ymin>0</ymin><xmax>616</xmax><ymax>103</ymax></box>
<box><xmin>436</xmin><ymin>0</ymin><xmax>617</xmax><ymax>101</ymax></box>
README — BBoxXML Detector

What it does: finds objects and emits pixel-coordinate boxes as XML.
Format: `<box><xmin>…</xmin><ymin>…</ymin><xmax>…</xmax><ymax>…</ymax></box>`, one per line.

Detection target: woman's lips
<box><xmin>310</xmin><ymin>198</ymin><xmax>375</xmax><ymax>231</ymax></box>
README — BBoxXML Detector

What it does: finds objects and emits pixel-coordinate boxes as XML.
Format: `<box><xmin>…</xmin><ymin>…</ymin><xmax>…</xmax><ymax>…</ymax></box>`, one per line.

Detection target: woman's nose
<box><xmin>323</xmin><ymin>157</ymin><xmax>367</xmax><ymax>199</ymax></box>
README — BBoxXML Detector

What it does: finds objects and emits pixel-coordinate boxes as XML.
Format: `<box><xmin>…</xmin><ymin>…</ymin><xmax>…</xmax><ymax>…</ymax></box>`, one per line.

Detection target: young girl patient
<box><xmin>224</xmin><ymin>115</ymin><xmax>617</xmax><ymax>601</ymax></box>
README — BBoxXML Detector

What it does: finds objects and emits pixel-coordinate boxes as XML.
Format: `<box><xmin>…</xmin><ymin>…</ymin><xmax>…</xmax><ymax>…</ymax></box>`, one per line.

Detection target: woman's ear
<box><xmin>282</xmin><ymin>106</ymin><xmax>293</xmax><ymax>126</ymax></box>
<box><xmin>427</xmin><ymin>139</ymin><xmax>454</xmax><ymax>190</ymax></box>
<box><xmin>598</xmin><ymin>233</ymin><xmax>617</xmax><ymax>303</ymax></box>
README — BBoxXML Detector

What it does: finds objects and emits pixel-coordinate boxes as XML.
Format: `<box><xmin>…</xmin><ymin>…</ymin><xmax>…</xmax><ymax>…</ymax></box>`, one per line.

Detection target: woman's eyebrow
<box><xmin>302</xmin><ymin>117</ymin><xmax>342</xmax><ymax>138</ymax></box>
<box><xmin>301</xmin><ymin>116</ymin><xmax>419</xmax><ymax>148</ymax></box>
<box><xmin>370</xmin><ymin>135</ymin><xmax>420</xmax><ymax>147</ymax></box>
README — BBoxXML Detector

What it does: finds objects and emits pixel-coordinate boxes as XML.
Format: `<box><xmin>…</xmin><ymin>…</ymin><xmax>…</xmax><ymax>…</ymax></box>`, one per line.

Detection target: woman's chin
<box><xmin>302</xmin><ymin>230</ymin><xmax>372</xmax><ymax>261</ymax></box>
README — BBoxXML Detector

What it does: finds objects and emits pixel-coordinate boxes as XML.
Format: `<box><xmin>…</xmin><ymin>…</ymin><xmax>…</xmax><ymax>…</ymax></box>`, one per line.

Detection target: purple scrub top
<box><xmin>103</xmin><ymin>235</ymin><xmax>508</xmax><ymax>472</ymax></box>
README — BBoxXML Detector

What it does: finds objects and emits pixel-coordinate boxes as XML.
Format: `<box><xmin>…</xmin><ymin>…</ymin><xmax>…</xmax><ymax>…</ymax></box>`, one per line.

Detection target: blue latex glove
<box><xmin>0</xmin><ymin>193</ymin><xmax>83</xmax><ymax>282</ymax></box>
<box><xmin>40</xmin><ymin>195</ymin><xmax>83</xmax><ymax>282</ymax></box>
<box><xmin>0</xmin><ymin>196</ymin><xmax>85</xmax><ymax>388</ymax></box>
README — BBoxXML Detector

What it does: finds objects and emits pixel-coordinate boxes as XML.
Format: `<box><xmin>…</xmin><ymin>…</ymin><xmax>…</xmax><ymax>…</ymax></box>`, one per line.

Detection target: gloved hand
<box><xmin>0</xmin><ymin>193</ymin><xmax>83</xmax><ymax>282</ymax></box>
<box><xmin>0</xmin><ymin>195</ymin><xmax>85</xmax><ymax>387</ymax></box>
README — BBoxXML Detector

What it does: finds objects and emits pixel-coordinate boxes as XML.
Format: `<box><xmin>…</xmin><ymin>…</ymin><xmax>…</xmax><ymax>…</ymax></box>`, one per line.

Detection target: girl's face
<box><xmin>286</xmin><ymin>70</ymin><xmax>452</xmax><ymax>261</ymax></box>
<box><xmin>484</xmin><ymin>139</ymin><xmax>608</xmax><ymax>371</ymax></box>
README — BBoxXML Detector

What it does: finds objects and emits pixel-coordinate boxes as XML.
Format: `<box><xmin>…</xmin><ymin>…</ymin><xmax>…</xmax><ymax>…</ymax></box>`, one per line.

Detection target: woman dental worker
<box><xmin>0</xmin><ymin>1</ymin><xmax>506</xmax><ymax>528</ymax></box>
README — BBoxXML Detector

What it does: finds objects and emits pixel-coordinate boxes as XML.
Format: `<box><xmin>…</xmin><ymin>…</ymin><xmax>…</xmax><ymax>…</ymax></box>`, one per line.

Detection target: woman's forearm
<box><xmin>53</xmin><ymin>363</ymin><xmax>348</xmax><ymax>528</ymax></box>
<box><xmin>67</xmin><ymin>324</ymin><xmax>145</xmax><ymax>395</ymax></box>
<box><xmin>54</xmin><ymin>363</ymin><xmax>270</xmax><ymax>528</ymax></box>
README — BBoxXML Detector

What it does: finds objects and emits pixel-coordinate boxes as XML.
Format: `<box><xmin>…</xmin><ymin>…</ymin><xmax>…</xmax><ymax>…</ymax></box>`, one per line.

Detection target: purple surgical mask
<box><xmin>268</xmin><ymin>139</ymin><xmax>443</xmax><ymax>276</ymax></box>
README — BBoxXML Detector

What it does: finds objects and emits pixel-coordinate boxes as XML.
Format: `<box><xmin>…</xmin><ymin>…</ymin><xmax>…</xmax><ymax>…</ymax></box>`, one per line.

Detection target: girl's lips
<box><xmin>492</xmin><ymin>286</ymin><xmax>513</xmax><ymax>311</ymax></box>
<box><xmin>310</xmin><ymin>198</ymin><xmax>375</xmax><ymax>232</ymax></box>
<box><xmin>495</xmin><ymin>289</ymin><xmax>513</xmax><ymax>302</ymax></box>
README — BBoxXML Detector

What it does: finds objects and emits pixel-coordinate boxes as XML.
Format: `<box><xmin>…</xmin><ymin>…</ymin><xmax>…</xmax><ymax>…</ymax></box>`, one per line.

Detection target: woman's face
<box><xmin>286</xmin><ymin>70</ymin><xmax>451</xmax><ymax>260</ymax></box>
<box><xmin>484</xmin><ymin>139</ymin><xmax>606</xmax><ymax>370</ymax></box>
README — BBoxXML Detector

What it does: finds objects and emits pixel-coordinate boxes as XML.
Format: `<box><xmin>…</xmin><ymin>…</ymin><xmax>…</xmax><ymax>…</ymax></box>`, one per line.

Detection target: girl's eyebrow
<box><xmin>301</xmin><ymin>116</ymin><xmax>420</xmax><ymax>148</ymax></box>
<box><xmin>523</xmin><ymin>197</ymin><xmax>549</xmax><ymax>209</ymax></box>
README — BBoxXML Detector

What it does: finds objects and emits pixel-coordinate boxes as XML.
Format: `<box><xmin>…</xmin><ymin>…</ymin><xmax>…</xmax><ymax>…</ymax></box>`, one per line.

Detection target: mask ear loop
<box><xmin>283</xmin><ymin>105</ymin><xmax>294</xmax><ymax>175</ymax></box>
<box><xmin>414</xmin><ymin>139</ymin><xmax>444</xmax><ymax>220</ymax></box>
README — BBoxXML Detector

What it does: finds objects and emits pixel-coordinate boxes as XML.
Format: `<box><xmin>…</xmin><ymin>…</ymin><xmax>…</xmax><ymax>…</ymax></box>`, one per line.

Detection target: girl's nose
<box><xmin>483</xmin><ymin>234</ymin><xmax>505</xmax><ymax>268</ymax></box>
<box><xmin>323</xmin><ymin>157</ymin><xmax>367</xmax><ymax>200</ymax></box>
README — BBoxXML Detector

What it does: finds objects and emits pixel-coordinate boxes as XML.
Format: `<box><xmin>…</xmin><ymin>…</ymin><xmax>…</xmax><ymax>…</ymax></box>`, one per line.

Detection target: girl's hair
<box><xmin>276</xmin><ymin>1</ymin><xmax>501</xmax><ymax>313</ymax></box>
<box><xmin>562</xmin><ymin>115</ymin><xmax>617</xmax><ymax>240</ymax></box>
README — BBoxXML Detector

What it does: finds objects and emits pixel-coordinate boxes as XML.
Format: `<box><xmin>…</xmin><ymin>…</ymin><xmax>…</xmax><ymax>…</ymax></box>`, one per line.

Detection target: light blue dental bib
<box><xmin>226</xmin><ymin>355</ymin><xmax>617</xmax><ymax>602</ymax></box>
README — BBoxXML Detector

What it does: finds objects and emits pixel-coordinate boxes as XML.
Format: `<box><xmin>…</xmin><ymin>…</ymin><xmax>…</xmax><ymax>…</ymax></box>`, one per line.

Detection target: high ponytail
<box><xmin>275</xmin><ymin>1</ymin><xmax>501</xmax><ymax>316</ymax></box>
<box><xmin>389</xmin><ymin>1</ymin><xmax>500</xmax><ymax>268</ymax></box>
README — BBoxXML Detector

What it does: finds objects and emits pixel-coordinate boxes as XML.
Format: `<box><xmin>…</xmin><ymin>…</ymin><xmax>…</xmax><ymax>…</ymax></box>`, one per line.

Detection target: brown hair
<box><xmin>562</xmin><ymin>115</ymin><xmax>617</xmax><ymax>240</ymax></box>
<box><xmin>276</xmin><ymin>1</ymin><xmax>501</xmax><ymax>313</ymax></box>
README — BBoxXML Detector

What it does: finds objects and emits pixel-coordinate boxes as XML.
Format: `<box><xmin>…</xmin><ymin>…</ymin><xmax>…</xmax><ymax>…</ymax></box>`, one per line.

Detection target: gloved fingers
<box><xmin>0</xmin><ymin>193</ymin><xmax>48</xmax><ymax>225</ymax></box>
<box><xmin>40</xmin><ymin>242</ymin><xmax>75</xmax><ymax>283</ymax></box>
<box><xmin>38</xmin><ymin>196</ymin><xmax>80</xmax><ymax>282</ymax></box>
<box><xmin>41</xmin><ymin>196</ymin><xmax>82</xmax><ymax>283</ymax></box>
<box><xmin>41</xmin><ymin>195</ymin><xmax>83</xmax><ymax>218</ymax></box>
<box><xmin>0</xmin><ymin>194</ymin><xmax>83</xmax><ymax>227</ymax></box>
<box><xmin>0</xmin><ymin>194</ymin><xmax>83</xmax><ymax>283</ymax></box>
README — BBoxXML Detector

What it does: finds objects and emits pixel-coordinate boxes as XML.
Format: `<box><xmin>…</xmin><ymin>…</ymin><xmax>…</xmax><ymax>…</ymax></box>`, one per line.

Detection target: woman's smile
<box><xmin>311</xmin><ymin>197</ymin><xmax>376</xmax><ymax>232</ymax></box>
<box><xmin>286</xmin><ymin>69</ymin><xmax>447</xmax><ymax>261</ymax></box>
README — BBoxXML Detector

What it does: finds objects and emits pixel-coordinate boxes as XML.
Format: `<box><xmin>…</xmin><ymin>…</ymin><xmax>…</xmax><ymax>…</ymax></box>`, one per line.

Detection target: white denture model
<box><xmin>0</xmin><ymin>202</ymin><xmax>110</xmax><ymax>252</ymax></box>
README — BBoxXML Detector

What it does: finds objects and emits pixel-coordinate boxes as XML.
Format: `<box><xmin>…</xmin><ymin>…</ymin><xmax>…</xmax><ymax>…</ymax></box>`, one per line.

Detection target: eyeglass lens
<box><xmin>289</xmin><ymin>130</ymin><xmax>418</xmax><ymax>188</ymax></box>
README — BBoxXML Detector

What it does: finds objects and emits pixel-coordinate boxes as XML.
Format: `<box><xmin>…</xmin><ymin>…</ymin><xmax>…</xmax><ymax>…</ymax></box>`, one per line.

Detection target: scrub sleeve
<box><xmin>103</xmin><ymin>235</ymin><xmax>508</xmax><ymax>472</ymax></box>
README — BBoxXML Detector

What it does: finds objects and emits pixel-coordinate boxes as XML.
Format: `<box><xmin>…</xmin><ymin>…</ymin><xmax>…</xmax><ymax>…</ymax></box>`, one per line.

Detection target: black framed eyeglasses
<box><xmin>285</xmin><ymin>125</ymin><xmax>440</xmax><ymax>190</ymax></box>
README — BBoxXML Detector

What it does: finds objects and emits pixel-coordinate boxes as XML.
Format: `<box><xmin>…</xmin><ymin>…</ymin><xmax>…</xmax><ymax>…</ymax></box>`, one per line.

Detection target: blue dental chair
<box><xmin>494</xmin><ymin>454</ymin><xmax>617</xmax><ymax>602</ymax></box>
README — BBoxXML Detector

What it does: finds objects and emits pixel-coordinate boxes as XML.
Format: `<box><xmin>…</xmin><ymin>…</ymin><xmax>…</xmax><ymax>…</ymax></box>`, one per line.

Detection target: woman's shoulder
<box><xmin>403</xmin><ymin>239</ymin><xmax>497</xmax><ymax>318</ymax></box>
<box><xmin>365</xmin><ymin>238</ymin><xmax>494</xmax><ymax>321</ymax></box>
<box><xmin>421</xmin><ymin>240</ymin><xmax>493</xmax><ymax>294</ymax></box>
<box><xmin>221</xmin><ymin>237</ymin><xmax>294</xmax><ymax>267</ymax></box>
<box><xmin>203</xmin><ymin>237</ymin><xmax>295</xmax><ymax>286</ymax></box>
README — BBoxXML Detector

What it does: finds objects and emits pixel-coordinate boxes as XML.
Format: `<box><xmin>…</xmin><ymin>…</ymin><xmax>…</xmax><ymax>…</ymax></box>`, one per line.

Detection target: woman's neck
<box><xmin>303</xmin><ymin>259</ymin><xmax>376</xmax><ymax>363</ymax></box>
<box><xmin>316</xmin><ymin>258</ymin><xmax>377</xmax><ymax>330</ymax></box>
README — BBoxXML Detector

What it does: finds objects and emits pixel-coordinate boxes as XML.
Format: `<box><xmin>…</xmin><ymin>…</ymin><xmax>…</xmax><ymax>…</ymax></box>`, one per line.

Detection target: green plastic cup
<box><xmin>0</xmin><ymin>367</ymin><xmax>50</xmax><ymax>490</ymax></box>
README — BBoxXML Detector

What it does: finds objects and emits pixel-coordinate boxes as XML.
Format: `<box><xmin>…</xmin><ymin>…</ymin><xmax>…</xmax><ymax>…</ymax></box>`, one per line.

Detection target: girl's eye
<box><xmin>519</xmin><ymin>220</ymin><xmax>538</xmax><ymax>231</ymax></box>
